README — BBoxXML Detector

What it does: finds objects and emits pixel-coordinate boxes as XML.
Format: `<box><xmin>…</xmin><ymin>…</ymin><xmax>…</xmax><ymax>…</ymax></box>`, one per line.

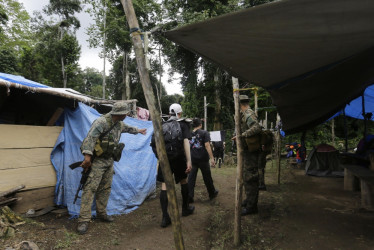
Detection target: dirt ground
<box><xmin>2</xmin><ymin>157</ymin><xmax>374</xmax><ymax>250</ymax></box>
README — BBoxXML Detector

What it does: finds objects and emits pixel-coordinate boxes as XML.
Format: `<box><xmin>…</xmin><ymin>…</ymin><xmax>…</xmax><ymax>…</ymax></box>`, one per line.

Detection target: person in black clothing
<box><xmin>156</xmin><ymin>103</ymin><xmax>195</xmax><ymax>228</ymax></box>
<box><xmin>212</xmin><ymin>140</ymin><xmax>225</xmax><ymax>168</ymax></box>
<box><xmin>188</xmin><ymin>118</ymin><xmax>218</xmax><ymax>203</ymax></box>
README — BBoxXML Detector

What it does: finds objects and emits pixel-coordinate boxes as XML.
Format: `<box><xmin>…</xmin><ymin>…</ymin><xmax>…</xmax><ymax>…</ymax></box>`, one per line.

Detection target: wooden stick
<box><xmin>46</xmin><ymin>108</ymin><xmax>64</xmax><ymax>126</ymax></box>
<box><xmin>232</xmin><ymin>77</ymin><xmax>243</xmax><ymax>246</ymax></box>
<box><xmin>120</xmin><ymin>1</ymin><xmax>185</xmax><ymax>249</ymax></box>
<box><xmin>0</xmin><ymin>197</ymin><xmax>20</xmax><ymax>206</ymax></box>
<box><xmin>0</xmin><ymin>185</ymin><xmax>25</xmax><ymax>198</ymax></box>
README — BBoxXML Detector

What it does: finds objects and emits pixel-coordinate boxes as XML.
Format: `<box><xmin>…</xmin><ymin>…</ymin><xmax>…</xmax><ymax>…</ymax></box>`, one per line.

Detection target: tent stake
<box><xmin>232</xmin><ymin>77</ymin><xmax>243</xmax><ymax>246</ymax></box>
<box><xmin>120</xmin><ymin>1</ymin><xmax>184</xmax><ymax>249</ymax></box>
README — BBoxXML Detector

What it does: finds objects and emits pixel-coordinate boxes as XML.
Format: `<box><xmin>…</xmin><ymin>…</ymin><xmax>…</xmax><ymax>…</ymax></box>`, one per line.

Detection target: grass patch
<box><xmin>54</xmin><ymin>230</ymin><xmax>78</xmax><ymax>249</ymax></box>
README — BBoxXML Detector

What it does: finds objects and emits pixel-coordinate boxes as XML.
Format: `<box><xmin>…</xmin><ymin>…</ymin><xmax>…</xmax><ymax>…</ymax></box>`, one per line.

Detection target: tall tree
<box><xmin>85</xmin><ymin>0</ymin><xmax>161</xmax><ymax>100</ymax></box>
<box><xmin>43</xmin><ymin>0</ymin><xmax>82</xmax><ymax>88</ymax></box>
<box><xmin>29</xmin><ymin>11</ymin><xmax>81</xmax><ymax>88</ymax></box>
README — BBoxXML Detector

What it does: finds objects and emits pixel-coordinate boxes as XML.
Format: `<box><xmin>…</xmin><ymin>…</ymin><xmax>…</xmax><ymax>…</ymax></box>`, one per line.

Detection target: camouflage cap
<box><xmin>239</xmin><ymin>95</ymin><xmax>250</xmax><ymax>102</ymax></box>
<box><xmin>111</xmin><ymin>102</ymin><xmax>131</xmax><ymax>115</ymax></box>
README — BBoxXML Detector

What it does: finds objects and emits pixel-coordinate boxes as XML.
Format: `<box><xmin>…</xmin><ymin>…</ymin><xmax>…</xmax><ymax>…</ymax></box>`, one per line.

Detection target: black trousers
<box><xmin>188</xmin><ymin>160</ymin><xmax>216</xmax><ymax>198</ymax></box>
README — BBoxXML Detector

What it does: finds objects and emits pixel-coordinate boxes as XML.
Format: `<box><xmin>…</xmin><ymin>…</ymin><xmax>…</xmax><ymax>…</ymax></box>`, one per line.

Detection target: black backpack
<box><xmin>151</xmin><ymin>119</ymin><xmax>184</xmax><ymax>160</ymax></box>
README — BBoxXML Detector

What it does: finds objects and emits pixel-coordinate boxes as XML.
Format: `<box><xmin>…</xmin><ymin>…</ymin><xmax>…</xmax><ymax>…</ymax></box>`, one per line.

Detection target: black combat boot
<box><xmin>181</xmin><ymin>183</ymin><xmax>194</xmax><ymax>216</ymax></box>
<box><xmin>209</xmin><ymin>190</ymin><xmax>219</xmax><ymax>200</ymax></box>
<box><xmin>241</xmin><ymin>207</ymin><xmax>258</xmax><ymax>216</ymax></box>
<box><xmin>97</xmin><ymin>214</ymin><xmax>114</xmax><ymax>222</ymax></box>
<box><xmin>160</xmin><ymin>190</ymin><xmax>171</xmax><ymax>227</ymax></box>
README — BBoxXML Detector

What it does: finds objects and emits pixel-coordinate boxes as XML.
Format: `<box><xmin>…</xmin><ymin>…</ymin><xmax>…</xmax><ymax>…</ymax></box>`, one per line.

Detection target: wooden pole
<box><xmin>232</xmin><ymin>77</ymin><xmax>243</xmax><ymax>246</ymax></box>
<box><xmin>120</xmin><ymin>1</ymin><xmax>185</xmax><ymax>249</ymax></box>
<box><xmin>265</xmin><ymin>111</ymin><xmax>268</xmax><ymax>130</ymax></box>
<box><xmin>254</xmin><ymin>88</ymin><xmax>258</xmax><ymax>116</ymax></box>
<box><xmin>343</xmin><ymin>109</ymin><xmax>348</xmax><ymax>152</ymax></box>
<box><xmin>276</xmin><ymin>113</ymin><xmax>281</xmax><ymax>185</ymax></box>
<box><xmin>362</xmin><ymin>93</ymin><xmax>367</xmax><ymax>138</ymax></box>
<box><xmin>331</xmin><ymin>118</ymin><xmax>335</xmax><ymax>147</ymax></box>
<box><xmin>102</xmin><ymin>2</ymin><xmax>107</xmax><ymax>99</ymax></box>
<box><xmin>204</xmin><ymin>96</ymin><xmax>207</xmax><ymax>130</ymax></box>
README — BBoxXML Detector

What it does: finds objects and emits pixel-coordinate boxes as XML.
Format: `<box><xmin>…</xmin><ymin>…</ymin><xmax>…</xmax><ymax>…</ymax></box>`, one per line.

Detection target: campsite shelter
<box><xmin>0</xmin><ymin>73</ymin><xmax>157</xmax><ymax>215</ymax></box>
<box><xmin>162</xmin><ymin>0</ymin><xmax>374</xmax><ymax>134</ymax></box>
<box><xmin>305</xmin><ymin>144</ymin><xmax>342</xmax><ymax>177</ymax></box>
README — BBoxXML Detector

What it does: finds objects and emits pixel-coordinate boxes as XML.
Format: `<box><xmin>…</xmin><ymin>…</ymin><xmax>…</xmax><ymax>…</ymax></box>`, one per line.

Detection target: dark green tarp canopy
<box><xmin>163</xmin><ymin>0</ymin><xmax>374</xmax><ymax>133</ymax></box>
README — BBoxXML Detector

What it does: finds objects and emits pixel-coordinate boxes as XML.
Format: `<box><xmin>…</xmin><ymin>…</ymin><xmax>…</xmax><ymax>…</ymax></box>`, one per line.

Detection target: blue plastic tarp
<box><xmin>51</xmin><ymin>103</ymin><xmax>157</xmax><ymax>216</ymax></box>
<box><xmin>330</xmin><ymin>84</ymin><xmax>374</xmax><ymax>121</ymax></box>
<box><xmin>0</xmin><ymin>73</ymin><xmax>50</xmax><ymax>88</ymax></box>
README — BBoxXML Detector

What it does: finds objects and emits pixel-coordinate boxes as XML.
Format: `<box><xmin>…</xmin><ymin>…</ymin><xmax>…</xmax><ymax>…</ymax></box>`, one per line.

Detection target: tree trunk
<box><xmin>61</xmin><ymin>56</ymin><xmax>67</xmax><ymax>88</ymax></box>
<box><xmin>125</xmin><ymin>52</ymin><xmax>131</xmax><ymax>100</ymax></box>
<box><xmin>60</xmin><ymin>27</ymin><xmax>67</xmax><ymax>88</ymax></box>
<box><xmin>121</xmin><ymin>51</ymin><xmax>128</xmax><ymax>100</ymax></box>
<box><xmin>120</xmin><ymin>1</ymin><xmax>185</xmax><ymax>249</ymax></box>
<box><xmin>213</xmin><ymin>69</ymin><xmax>222</xmax><ymax>131</ymax></box>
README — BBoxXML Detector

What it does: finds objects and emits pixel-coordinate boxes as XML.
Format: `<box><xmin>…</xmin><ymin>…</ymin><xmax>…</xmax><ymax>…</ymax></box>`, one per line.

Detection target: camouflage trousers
<box><xmin>243</xmin><ymin>150</ymin><xmax>259</xmax><ymax>210</ymax></box>
<box><xmin>78</xmin><ymin>157</ymin><xmax>114</xmax><ymax>222</ymax></box>
<box><xmin>258</xmin><ymin>151</ymin><xmax>267</xmax><ymax>187</ymax></box>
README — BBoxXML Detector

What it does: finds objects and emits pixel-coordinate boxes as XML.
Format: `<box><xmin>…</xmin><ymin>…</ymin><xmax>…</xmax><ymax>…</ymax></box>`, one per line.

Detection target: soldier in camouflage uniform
<box><xmin>77</xmin><ymin>102</ymin><xmax>147</xmax><ymax>234</ymax></box>
<box><xmin>237</xmin><ymin>95</ymin><xmax>263</xmax><ymax>215</ymax></box>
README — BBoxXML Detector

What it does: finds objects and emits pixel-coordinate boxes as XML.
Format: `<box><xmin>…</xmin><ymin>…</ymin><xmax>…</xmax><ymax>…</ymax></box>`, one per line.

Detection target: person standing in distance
<box><xmin>77</xmin><ymin>102</ymin><xmax>147</xmax><ymax>234</ymax></box>
<box><xmin>188</xmin><ymin>118</ymin><xmax>218</xmax><ymax>203</ymax></box>
<box><xmin>156</xmin><ymin>103</ymin><xmax>195</xmax><ymax>228</ymax></box>
<box><xmin>233</xmin><ymin>95</ymin><xmax>262</xmax><ymax>215</ymax></box>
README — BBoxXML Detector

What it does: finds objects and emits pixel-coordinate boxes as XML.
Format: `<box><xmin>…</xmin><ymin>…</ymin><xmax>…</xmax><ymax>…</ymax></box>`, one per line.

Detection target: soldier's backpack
<box><xmin>260</xmin><ymin>129</ymin><xmax>274</xmax><ymax>153</ymax></box>
<box><xmin>151</xmin><ymin>119</ymin><xmax>184</xmax><ymax>160</ymax></box>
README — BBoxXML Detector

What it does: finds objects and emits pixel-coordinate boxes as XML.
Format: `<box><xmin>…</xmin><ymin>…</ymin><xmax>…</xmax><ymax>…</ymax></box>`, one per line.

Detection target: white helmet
<box><xmin>169</xmin><ymin>103</ymin><xmax>183</xmax><ymax>115</ymax></box>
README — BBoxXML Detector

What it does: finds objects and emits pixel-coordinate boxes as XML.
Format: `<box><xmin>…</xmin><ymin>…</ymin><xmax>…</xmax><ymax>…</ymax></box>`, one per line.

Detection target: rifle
<box><xmin>69</xmin><ymin>158</ymin><xmax>93</xmax><ymax>204</ymax></box>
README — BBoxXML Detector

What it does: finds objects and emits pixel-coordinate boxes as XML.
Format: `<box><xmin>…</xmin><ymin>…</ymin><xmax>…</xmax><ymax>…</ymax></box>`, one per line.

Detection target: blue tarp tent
<box><xmin>1</xmin><ymin>72</ymin><xmax>157</xmax><ymax>216</ymax></box>
<box><xmin>0</xmin><ymin>72</ymin><xmax>51</xmax><ymax>88</ymax></box>
<box><xmin>51</xmin><ymin>102</ymin><xmax>157</xmax><ymax>216</ymax></box>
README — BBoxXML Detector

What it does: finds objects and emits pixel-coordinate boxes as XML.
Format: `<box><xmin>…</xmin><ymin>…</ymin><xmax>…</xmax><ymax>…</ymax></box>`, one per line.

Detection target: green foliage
<box><xmin>0</xmin><ymin>0</ymin><xmax>31</xmax><ymax>48</ymax></box>
<box><xmin>43</xmin><ymin>0</ymin><xmax>82</xmax><ymax>30</ymax></box>
<box><xmin>0</xmin><ymin>47</ymin><xmax>18</xmax><ymax>74</ymax></box>
<box><xmin>58</xmin><ymin>34</ymin><xmax>81</xmax><ymax>75</ymax></box>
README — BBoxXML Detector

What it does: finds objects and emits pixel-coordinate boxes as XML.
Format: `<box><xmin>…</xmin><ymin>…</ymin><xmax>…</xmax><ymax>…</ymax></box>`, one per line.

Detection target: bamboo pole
<box><xmin>232</xmin><ymin>77</ymin><xmax>243</xmax><ymax>246</ymax></box>
<box><xmin>120</xmin><ymin>1</ymin><xmax>185</xmax><ymax>249</ymax></box>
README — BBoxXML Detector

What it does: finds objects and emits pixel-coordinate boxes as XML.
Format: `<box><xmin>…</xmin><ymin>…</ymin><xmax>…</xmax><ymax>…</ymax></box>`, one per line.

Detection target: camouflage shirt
<box><xmin>240</xmin><ymin>108</ymin><xmax>262</xmax><ymax>138</ymax></box>
<box><xmin>81</xmin><ymin>113</ymin><xmax>139</xmax><ymax>156</ymax></box>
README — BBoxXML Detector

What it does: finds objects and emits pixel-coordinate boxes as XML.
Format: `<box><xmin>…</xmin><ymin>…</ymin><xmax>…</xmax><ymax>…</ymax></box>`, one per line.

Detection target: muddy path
<box><xmin>2</xmin><ymin>159</ymin><xmax>374</xmax><ymax>249</ymax></box>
